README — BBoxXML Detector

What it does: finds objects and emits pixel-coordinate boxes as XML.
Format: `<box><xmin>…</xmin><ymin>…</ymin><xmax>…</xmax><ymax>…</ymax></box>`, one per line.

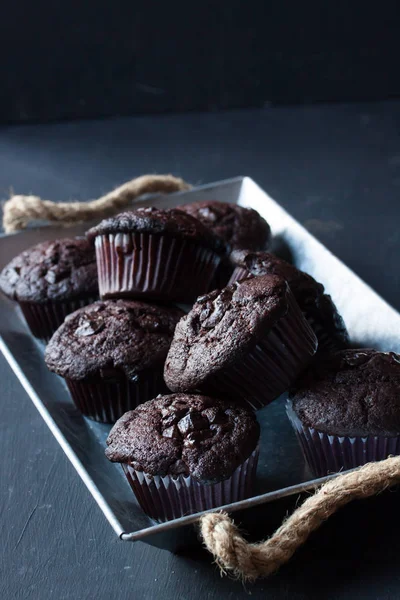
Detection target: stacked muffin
<box><xmin>5</xmin><ymin>198</ymin><xmax>384</xmax><ymax>522</ymax></box>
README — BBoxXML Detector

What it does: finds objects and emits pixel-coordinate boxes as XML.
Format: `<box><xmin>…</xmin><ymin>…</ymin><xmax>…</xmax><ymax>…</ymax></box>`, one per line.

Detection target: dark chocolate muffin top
<box><xmin>230</xmin><ymin>250</ymin><xmax>349</xmax><ymax>350</ymax></box>
<box><xmin>164</xmin><ymin>274</ymin><xmax>290</xmax><ymax>391</ymax></box>
<box><xmin>105</xmin><ymin>393</ymin><xmax>260</xmax><ymax>482</ymax></box>
<box><xmin>45</xmin><ymin>300</ymin><xmax>184</xmax><ymax>381</ymax></box>
<box><xmin>86</xmin><ymin>207</ymin><xmax>225</xmax><ymax>253</ymax></box>
<box><xmin>290</xmin><ymin>349</ymin><xmax>400</xmax><ymax>437</ymax></box>
<box><xmin>0</xmin><ymin>238</ymin><xmax>98</xmax><ymax>303</ymax></box>
<box><xmin>179</xmin><ymin>201</ymin><xmax>271</xmax><ymax>251</ymax></box>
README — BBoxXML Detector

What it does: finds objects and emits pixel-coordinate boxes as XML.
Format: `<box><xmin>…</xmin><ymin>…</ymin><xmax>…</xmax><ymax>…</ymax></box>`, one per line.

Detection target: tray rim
<box><xmin>1</xmin><ymin>174</ymin><xmax>399</xmax><ymax>542</ymax></box>
<box><xmin>0</xmin><ymin>332</ymin><xmax>353</xmax><ymax>541</ymax></box>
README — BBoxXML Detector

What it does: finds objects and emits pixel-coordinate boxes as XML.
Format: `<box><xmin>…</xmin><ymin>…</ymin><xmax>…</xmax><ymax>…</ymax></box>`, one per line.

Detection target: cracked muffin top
<box><xmin>164</xmin><ymin>274</ymin><xmax>294</xmax><ymax>392</ymax></box>
<box><xmin>178</xmin><ymin>201</ymin><xmax>271</xmax><ymax>252</ymax></box>
<box><xmin>229</xmin><ymin>249</ymin><xmax>349</xmax><ymax>351</ymax></box>
<box><xmin>105</xmin><ymin>393</ymin><xmax>260</xmax><ymax>483</ymax></box>
<box><xmin>289</xmin><ymin>349</ymin><xmax>400</xmax><ymax>437</ymax></box>
<box><xmin>0</xmin><ymin>238</ymin><xmax>98</xmax><ymax>303</ymax></box>
<box><xmin>45</xmin><ymin>299</ymin><xmax>184</xmax><ymax>381</ymax></box>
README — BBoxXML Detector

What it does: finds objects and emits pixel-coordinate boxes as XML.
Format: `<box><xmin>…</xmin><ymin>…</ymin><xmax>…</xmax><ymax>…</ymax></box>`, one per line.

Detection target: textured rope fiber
<box><xmin>2</xmin><ymin>174</ymin><xmax>191</xmax><ymax>233</ymax></box>
<box><xmin>200</xmin><ymin>455</ymin><xmax>400</xmax><ymax>581</ymax></box>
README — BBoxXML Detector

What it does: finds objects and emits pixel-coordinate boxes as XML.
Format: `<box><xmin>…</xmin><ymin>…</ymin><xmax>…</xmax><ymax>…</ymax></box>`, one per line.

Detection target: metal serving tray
<box><xmin>1</xmin><ymin>176</ymin><xmax>400</xmax><ymax>551</ymax></box>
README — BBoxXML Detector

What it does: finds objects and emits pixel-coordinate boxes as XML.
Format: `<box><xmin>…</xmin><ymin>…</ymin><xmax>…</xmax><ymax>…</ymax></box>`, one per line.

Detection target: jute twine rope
<box><xmin>2</xmin><ymin>174</ymin><xmax>191</xmax><ymax>233</ymax></box>
<box><xmin>200</xmin><ymin>455</ymin><xmax>400</xmax><ymax>581</ymax></box>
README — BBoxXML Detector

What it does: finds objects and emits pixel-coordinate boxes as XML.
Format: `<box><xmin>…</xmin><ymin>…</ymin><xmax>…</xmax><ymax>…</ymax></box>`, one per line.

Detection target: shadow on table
<box><xmin>177</xmin><ymin>488</ymin><xmax>400</xmax><ymax>597</ymax></box>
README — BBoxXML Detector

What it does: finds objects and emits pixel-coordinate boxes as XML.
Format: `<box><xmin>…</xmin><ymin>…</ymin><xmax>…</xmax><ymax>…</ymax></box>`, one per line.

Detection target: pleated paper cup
<box><xmin>121</xmin><ymin>447</ymin><xmax>259</xmax><ymax>522</ymax></box>
<box><xmin>95</xmin><ymin>233</ymin><xmax>221</xmax><ymax>303</ymax></box>
<box><xmin>286</xmin><ymin>400</ymin><xmax>400</xmax><ymax>478</ymax></box>
<box><xmin>201</xmin><ymin>289</ymin><xmax>318</xmax><ymax>410</ymax></box>
<box><xmin>305</xmin><ymin>314</ymin><xmax>347</xmax><ymax>354</ymax></box>
<box><xmin>227</xmin><ymin>266</ymin><xmax>249</xmax><ymax>285</ymax></box>
<box><xmin>66</xmin><ymin>369</ymin><xmax>168</xmax><ymax>424</ymax></box>
<box><xmin>18</xmin><ymin>296</ymin><xmax>98</xmax><ymax>342</ymax></box>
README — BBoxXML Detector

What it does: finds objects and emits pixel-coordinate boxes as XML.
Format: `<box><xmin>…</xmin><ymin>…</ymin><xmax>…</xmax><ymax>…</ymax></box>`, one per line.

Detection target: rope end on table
<box><xmin>200</xmin><ymin>456</ymin><xmax>400</xmax><ymax>582</ymax></box>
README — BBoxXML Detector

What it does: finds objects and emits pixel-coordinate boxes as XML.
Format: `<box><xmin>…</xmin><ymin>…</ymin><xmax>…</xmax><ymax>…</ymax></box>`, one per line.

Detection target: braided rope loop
<box><xmin>3</xmin><ymin>174</ymin><xmax>191</xmax><ymax>233</ymax></box>
<box><xmin>200</xmin><ymin>456</ymin><xmax>400</xmax><ymax>581</ymax></box>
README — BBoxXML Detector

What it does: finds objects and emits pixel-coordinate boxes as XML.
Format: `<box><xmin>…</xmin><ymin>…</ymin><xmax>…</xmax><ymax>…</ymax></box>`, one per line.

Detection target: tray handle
<box><xmin>200</xmin><ymin>455</ymin><xmax>400</xmax><ymax>581</ymax></box>
<box><xmin>3</xmin><ymin>174</ymin><xmax>191</xmax><ymax>233</ymax></box>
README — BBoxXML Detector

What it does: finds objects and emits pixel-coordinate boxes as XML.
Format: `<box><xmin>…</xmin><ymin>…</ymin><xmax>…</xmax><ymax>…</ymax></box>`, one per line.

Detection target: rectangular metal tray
<box><xmin>1</xmin><ymin>176</ymin><xmax>400</xmax><ymax>550</ymax></box>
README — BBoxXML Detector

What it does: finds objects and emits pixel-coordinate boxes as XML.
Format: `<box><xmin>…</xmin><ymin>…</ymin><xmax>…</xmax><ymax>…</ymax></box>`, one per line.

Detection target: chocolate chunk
<box><xmin>210</xmin><ymin>422</ymin><xmax>234</xmax><ymax>434</ymax></box>
<box><xmin>45</xmin><ymin>267</ymin><xmax>71</xmax><ymax>285</ymax></box>
<box><xmin>162</xmin><ymin>425</ymin><xmax>181</xmax><ymax>439</ymax></box>
<box><xmin>75</xmin><ymin>317</ymin><xmax>105</xmax><ymax>337</ymax></box>
<box><xmin>202</xmin><ymin>407</ymin><xmax>227</xmax><ymax>424</ymax></box>
<box><xmin>178</xmin><ymin>411</ymin><xmax>209</xmax><ymax>435</ymax></box>
<box><xmin>199</xmin><ymin>296</ymin><xmax>227</xmax><ymax>329</ymax></box>
<box><xmin>162</xmin><ymin>414</ymin><xmax>180</xmax><ymax>428</ymax></box>
<box><xmin>177</xmin><ymin>414</ymin><xmax>192</xmax><ymax>435</ymax></box>
<box><xmin>6</xmin><ymin>267</ymin><xmax>21</xmax><ymax>286</ymax></box>
<box><xmin>184</xmin><ymin>429</ymin><xmax>213</xmax><ymax>446</ymax></box>
<box><xmin>44</xmin><ymin>269</ymin><xmax>58</xmax><ymax>285</ymax></box>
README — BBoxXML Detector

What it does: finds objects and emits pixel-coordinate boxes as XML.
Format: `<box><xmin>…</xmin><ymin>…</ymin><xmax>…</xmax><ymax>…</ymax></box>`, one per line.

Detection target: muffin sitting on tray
<box><xmin>45</xmin><ymin>300</ymin><xmax>184</xmax><ymax>423</ymax></box>
<box><xmin>164</xmin><ymin>274</ymin><xmax>318</xmax><ymax>409</ymax></box>
<box><xmin>179</xmin><ymin>200</ymin><xmax>271</xmax><ymax>252</ymax></box>
<box><xmin>86</xmin><ymin>207</ymin><xmax>226</xmax><ymax>304</ymax></box>
<box><xmin>0</xmin><ymin>238</ymin><xmax>98</xmax><ymax>340</ymax></box>
<box><xmin>105</xmin><ymin>393</ymin><xmax>260</xmax><ymax>521</ymax></box>
<box><xmin>228</xmin><ymin>249</ymin><xmax>349</xmax><ymax>353</ymax></box>
<box><xmin>179</xmin><ymin>200</ymin><xmax>271</xmax><ymax>287</ymax></box>
<box><xmin>287</xmin><ymin>349</ymin><xmax>400</xmax><ymax>477</ymax></box>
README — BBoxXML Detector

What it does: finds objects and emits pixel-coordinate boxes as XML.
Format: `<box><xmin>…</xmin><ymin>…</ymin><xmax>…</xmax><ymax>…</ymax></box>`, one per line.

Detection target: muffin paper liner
<box><xmin>286</xmin><ymin>401</ymin><xmax>400</xmax><ymax>478</ymax></box>
<box><xmin>305</xmin><ymin>314</ymin><xmax>347</xmax><ymax>354</ymax></box>
<box><xmin>95</xmin><ymin>233</ymin><xmax>221</xmax><ymax>303</ymax></box>
<box><xmin>201</xmin><ymin>289</ymin><xmax>318</xmax><ymax>410</ymax></box>
<box><xmin>121</xmin><ymin>446</ymin><xmax>259</xmax><ymax>522</ymax></box>
<box><xmin>228</xmin><ymin>266</ymin><xmax>249</xmax><ymax>285</ymax></box>
<box><xmin>66</xmin><ymin>370</ymin><xmax>168</xmax><ymax>423</ymax></box>
<box><xmin>19</xmin><ymin>297</ymin><xmax>98</xmax><ymax>341</ymax></box>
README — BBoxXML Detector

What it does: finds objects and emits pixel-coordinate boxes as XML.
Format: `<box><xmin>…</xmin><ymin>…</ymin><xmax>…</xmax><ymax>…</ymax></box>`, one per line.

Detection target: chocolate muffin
<box><xmin>105</xmin><ymin>393</ymin><xmax>260</xmax><ymax>521</ymax></box>
<box><xmin>228</xmin><ymin>250</ymin><xmax>349</xmax><ymax>353</ymax></box>
<box><xmin>164</xmin><ymin>275</ymin><xmax>318</xmax><ymax>410</ymax></box>
<box><xmin>45</xmin><ymin>300</ymin><xmax>184</xmax><ymax>423</ymax></box>
<box><xmin>179</xmin><ymin>201</ymin><xmax>271</xmax><ymax>252</ymax></box>
<box><xmin>0</xmin><ymin>238</ymin><xmax>98</xmax><ymax>340</ymax></box>
<box><xmin>86</xmin><ymin>207</ymin><xmax>225</xmax><ymax>303</ymax></box>
<box><xmin>179</xmin><ymin>201</ymin><xmax>271</xmax><ymax>288</ymax></box>
<box><xmin>287</xmin><ymin>349</ymin><xmax>400</xmax><ymax>476</ymax></box>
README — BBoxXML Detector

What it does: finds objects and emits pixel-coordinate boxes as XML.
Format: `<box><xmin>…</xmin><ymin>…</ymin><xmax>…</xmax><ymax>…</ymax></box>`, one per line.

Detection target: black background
<box><xmin>1</xmin><ymin>1</ymin><xmax>400</xmax><ymax>123</ymax></box>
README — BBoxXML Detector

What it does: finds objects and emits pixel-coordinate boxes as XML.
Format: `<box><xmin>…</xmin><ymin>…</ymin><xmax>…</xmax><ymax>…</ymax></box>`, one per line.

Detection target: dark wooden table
<box><xmin>2</xmin><ymin>102</ymin><xmax>400</xmax><ymax>600</ymax></box>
